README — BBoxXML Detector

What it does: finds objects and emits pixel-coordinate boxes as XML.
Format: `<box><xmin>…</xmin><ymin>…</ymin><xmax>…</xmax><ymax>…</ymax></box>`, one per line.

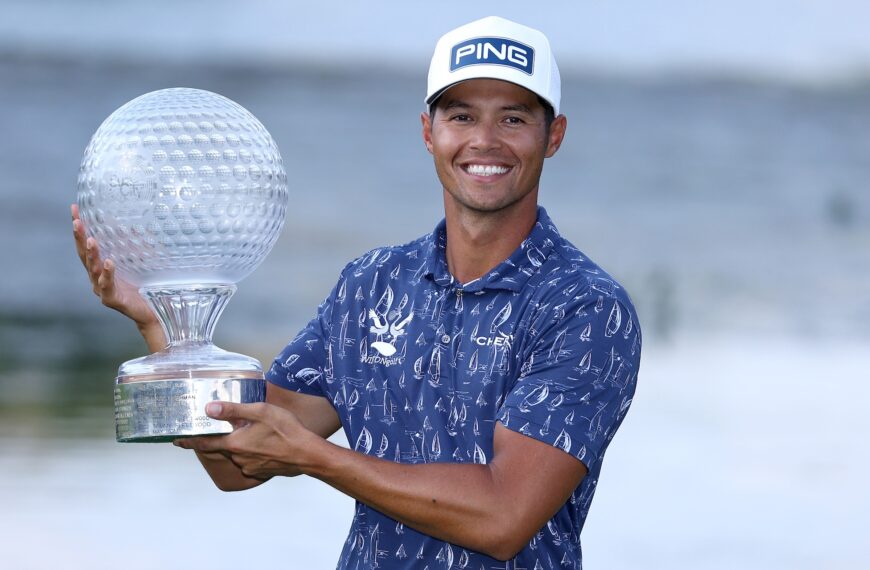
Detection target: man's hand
<box><xmin>175</xmin><ymin>401</ymin><xmax>323</xmax><ymax>480</ymax></box>
<box><xmin>71</xmin><ymin>204</ymin><xmax>165</xmax><ymax>351</ymax></box>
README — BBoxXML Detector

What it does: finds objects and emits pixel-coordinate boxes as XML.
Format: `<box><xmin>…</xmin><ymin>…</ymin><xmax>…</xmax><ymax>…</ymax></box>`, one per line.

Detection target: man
<box><xmin>73</xmin><ymin>16</ymin><xmax>640</xmax><ymax>569</ymax></box>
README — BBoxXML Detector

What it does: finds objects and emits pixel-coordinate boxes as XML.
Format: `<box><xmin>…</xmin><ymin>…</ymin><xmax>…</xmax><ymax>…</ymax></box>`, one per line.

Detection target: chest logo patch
<box><xmin>368</xmin><ymin>309</ymin><xmax>413</xmax><ymax>358</ymax></box>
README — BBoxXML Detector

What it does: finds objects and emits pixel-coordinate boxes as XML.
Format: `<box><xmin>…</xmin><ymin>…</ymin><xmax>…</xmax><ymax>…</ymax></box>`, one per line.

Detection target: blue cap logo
<box><xmin>450</xmin><ymin>37</ymin><xmax>534</xmax><ymax>75</ymax></box>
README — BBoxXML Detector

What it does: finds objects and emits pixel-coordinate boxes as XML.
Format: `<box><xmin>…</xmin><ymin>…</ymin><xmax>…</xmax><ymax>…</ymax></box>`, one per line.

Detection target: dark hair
<box><xmin>537</xmin><ymin>96</ymin><xmax>556</xmax><ymax>130</ymax></box>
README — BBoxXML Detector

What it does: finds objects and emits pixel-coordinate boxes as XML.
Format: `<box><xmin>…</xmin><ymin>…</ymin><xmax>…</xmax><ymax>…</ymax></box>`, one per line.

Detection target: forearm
<box><xmin>302</xmin><ymin>440</ymin><xmax>517</xmax><ymax>559</ymax></box>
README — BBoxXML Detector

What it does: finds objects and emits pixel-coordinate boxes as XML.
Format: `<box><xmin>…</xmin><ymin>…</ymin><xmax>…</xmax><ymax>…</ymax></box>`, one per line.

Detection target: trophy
<box><xmin>76</xmin><ymin>88</ymin><xmax>288</xmax><ymax>442</ymax></box>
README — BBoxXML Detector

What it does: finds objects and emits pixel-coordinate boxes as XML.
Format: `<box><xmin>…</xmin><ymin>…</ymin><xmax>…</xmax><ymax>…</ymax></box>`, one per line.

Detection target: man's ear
<box><xmin>545</xmin><ymin>114</ymin><xmax>567</xmax><ymax>158</ymax></box>
<box><xmin>421</xmin><ymin>112</ymin><xmax>434</xmax><ymax>154</ymax></box>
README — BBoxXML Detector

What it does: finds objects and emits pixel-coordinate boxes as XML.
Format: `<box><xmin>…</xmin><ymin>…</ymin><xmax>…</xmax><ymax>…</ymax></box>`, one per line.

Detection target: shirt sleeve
<box><xmin>498</xmin><ymin>287</ymin><xmax>642</xmax><ymax>470</ymax></box>
<box><xmin>266</xmin><ymin>268</ymin><xmax>346</xmax><ymax>399</ymax></box>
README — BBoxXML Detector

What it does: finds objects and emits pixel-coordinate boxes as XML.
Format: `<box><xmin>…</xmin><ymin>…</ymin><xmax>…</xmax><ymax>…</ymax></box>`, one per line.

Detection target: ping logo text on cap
<box><xmin>450</xmin><ymin>37</ymin><xmax>534</xmax><ymax>75</ymax></box>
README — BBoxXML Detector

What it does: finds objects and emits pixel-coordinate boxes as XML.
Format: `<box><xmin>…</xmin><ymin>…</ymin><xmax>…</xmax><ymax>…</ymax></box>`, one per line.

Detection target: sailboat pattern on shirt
<box><xmin>268</xmin><ymin>208</ymin><xmax>641</xmax><ymax>570</ymax></box>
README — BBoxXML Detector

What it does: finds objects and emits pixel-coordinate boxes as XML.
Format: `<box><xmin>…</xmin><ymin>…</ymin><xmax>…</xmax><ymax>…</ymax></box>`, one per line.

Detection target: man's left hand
<box><xmin>175</xmin><ymin>401</ymin><xmax>318</xmax><ymax>479</ymax></box>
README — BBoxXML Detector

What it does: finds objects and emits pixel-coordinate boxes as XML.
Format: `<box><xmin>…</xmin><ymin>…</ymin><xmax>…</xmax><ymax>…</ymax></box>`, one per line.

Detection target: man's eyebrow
<box><xmin>443</xmin><ymin>100</ymin><xmax>471</xmax><ymax>110</ymax></box>
<box><xmin>502</xmin><ymin>103</ymin><xmax>534</xmax><ymax>114</ymax></box>
<box><xmin>441</xmin><ymin>101</ymin><xmax>535</xmax><ymax>113</ymax></box>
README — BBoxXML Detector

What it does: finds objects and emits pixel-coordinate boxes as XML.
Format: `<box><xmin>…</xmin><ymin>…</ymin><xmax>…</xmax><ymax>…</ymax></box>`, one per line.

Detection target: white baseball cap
<box><xmin>425</xmin><ymin>16</ymin><xmax>561</xmax><ymax>115</ymax></box>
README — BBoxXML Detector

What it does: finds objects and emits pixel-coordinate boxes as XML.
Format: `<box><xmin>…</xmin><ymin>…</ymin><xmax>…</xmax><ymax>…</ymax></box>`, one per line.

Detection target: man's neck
<box><xmin>442</xmin><ymin>197</ymin><xmax>538</xmax><ymax>285</ymax></box>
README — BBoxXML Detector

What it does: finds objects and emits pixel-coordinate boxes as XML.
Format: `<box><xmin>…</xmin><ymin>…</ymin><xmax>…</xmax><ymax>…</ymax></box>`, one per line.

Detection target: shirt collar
<box><xmin>423</xmin><ymin>206</ymin><xmax>560</xmax><ymax>293</ymax></box>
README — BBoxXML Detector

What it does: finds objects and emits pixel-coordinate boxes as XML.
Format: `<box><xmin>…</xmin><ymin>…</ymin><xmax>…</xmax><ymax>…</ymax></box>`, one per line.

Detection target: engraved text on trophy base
<box><xmin>114</xmin><ymin>372</ymin><xmax>265</xmax><ymax>443</ymax></box>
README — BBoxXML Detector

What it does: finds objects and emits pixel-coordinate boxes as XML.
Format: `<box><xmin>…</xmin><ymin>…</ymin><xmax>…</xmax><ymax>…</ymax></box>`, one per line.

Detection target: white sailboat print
<box><xmin>605</xmin><ymin>300</ymin><xmax>622</xmax><ymax>337</ymax></box>
<box><xmin>623</xmin><ymin>312</ymin><xmax>634</xmax><ymax>339</ymax></box>
<box><xmin>355</xmin><ymin>427</ymin><xmax>373</xmax><ymax>454</ymax></box>
<box><xmin>381</xmin><ymin>393</ymin><xmax>396</xmax><ymax>426</ymax></box>
<box><xmin>576</xmin><ymin>349</ymin><xmax>592</xmax><ymax>374</ymax></box>
<box><xmin>475</xmin><ymin>390</ymin><xmax>486</xmax><ymax>407</ymax></box>
<box><xmin>338</xmin><ymin>311</ymin><xmax>350</xmax><ymax>358</ymax></box>
<box><xmin>579</xmin><ymin>322</ymin><xmax>592</xmax><ymax>342</ymax></box>
<box><xmin>369</xmin><ymin>269</ymin><xmax>379</xmax><ymax>297</ymax></box>
<box><xmin>430</xmin><ymin>432</ymin><xmax>441</xmax><ymax>460</ymax></box>
<box><xmin>546</xmin><ymin>393</ymin><xmax>564</xmax><ymax>411</ymax></box>
<box><xmin>468</xmin><ymin>349</ymin><xmax>480</xmax><ymax>373</ymax></box>
<box><xmin>594</xmin><ymin>294</ymin><xmax>605</xmax><ymax>313</ymax></box>
<box><xmin>518</xmin><ymin>384</ymin><xmax>549</xmax><ymax>412</ymax></box>
<box><xmin>336</xmin><ymin>277</ymin><xmax>347</xmax><ymax>302</ymax></box>
<box><xmin>527</xmin><ymin>245</ymin><xmax>546</xmax><ymax>267</ymax></box>
<box><xmin>428</xmin><ymin>346</ymin><xmax>442</xmax><ymax>387</ymax></box>
<box><xmin>395</xmin><ymin>292</ymin><xmax>409</xmax><ymax>315</ymax></box>
<box><xmin>547</xmin><ymin>328</ymin><xmax>568</xmax><ymax>363</ymax></box>
<box><xmin>347</xmin><ymin>388</ymin><xmax>360</xmax><ymax>409</ymax></box>
<box><xmin>375</xmin><ymin>434</ymin><xmax>389</xmax><ymax>458</ymax></box>
<box><xmin>374</xmin><ymin>285</ymin><xmax>394</xmax><ymax>317</ymax></box>
<box><xmin>325</xmin><ymin>344</ymin><xmax>334</xmax><ymax>383</ymax></box>
<box><xmin>490</xmin><ymin>301</ymin><xmax>513</xmax><ymax>333</ymax></box>
<box><xmin>554</xmin><ymin>429</ymin><xmax>571</xmax><ymax>453</ymax></box>
<box><xmin>539</xmin><ymin>414</ymin><xmax>551</xmax><ymax>436</ymax></box>
<box><xmin>473</xmin><ymin>443</ymin><xmax>487</xmax><ymax>464</ymax></box>
<box><xmin>282</xmin><ymin>353</ymin><xmax>300</xmax><ymax>368</ymax></box>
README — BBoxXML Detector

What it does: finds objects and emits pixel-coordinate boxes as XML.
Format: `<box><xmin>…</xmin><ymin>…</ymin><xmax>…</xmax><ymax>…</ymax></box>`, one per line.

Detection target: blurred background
<box><xmin>1</xmin><ymin>0</ymin><xmax>868</xmax><ymax>568</ymax></box>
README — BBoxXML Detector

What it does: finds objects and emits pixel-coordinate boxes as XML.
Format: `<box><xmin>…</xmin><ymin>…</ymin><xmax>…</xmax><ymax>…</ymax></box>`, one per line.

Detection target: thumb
<box><xmin>205</xmin><ymin>401</ymin><xmax>252</xmax><ymax>429</ymax></box>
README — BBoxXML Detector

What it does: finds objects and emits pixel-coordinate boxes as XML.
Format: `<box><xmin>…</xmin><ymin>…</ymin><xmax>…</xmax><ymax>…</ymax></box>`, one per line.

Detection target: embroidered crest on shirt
<box><xmin>363</xmin><ymin>308</ymin><xmax>412</xmax><ymax>365</ymax></box>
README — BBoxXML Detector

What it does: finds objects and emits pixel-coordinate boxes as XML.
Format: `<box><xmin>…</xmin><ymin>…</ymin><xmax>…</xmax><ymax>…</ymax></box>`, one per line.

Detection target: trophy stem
<box><xmin>117</xmin><ymin>283</ymin><xmax>263</xmax><ymax>442</ymax></box>
<box><xmin>141</xmin><ymin>284</ymin><xmax>237</xmax><ymax>347</ymax></box>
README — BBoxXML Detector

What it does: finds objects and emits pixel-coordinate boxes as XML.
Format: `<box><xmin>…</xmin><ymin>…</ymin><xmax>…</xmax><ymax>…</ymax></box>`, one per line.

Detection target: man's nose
<box><xmin>468</xmin><ymin>121</ymin><xmax>502</xmax><ymax>151</ymax></box>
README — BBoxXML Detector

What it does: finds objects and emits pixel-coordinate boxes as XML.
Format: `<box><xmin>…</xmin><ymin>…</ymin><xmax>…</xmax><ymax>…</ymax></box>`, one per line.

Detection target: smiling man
<box><xmin>73</xmin><ymin>16</ymin><xmax>641</xmax><ymax>570</ymax></box>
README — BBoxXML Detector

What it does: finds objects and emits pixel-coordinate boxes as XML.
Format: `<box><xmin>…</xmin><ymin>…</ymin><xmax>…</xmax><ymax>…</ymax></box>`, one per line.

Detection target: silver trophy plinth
<box><xmin>77</xmin><ymin>88</ymin><xmax>288</xmax><ymax>442</ymax></box>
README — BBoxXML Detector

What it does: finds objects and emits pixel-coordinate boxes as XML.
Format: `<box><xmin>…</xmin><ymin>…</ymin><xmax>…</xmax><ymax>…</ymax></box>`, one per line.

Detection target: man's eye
<box><xmin>505</xmin><ymin>116</ymin><xmax>525</xmax><ymax>125</ymax></box>
<box><xmin>450</xmin><ymin>114</ymin><xmax>471</xmax><ymax>122</ymax></box>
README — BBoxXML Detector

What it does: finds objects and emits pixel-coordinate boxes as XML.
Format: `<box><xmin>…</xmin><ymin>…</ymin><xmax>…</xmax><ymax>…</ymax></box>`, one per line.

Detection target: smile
<box><xmin>463</xmin><ymin>164</ymin><xmax>511</xmax><ymax>177</ymax></box>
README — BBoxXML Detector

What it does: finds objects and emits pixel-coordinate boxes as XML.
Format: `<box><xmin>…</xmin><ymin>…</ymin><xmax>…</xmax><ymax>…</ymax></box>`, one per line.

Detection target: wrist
<box><xmin>296</xmin><ymin>430</ymin><xmax>340</xmax><ymax>479</ymax></box>
<box><xmin>136</xmin><ymin>319</ymin><xmax>167</xmax><ymax>352</ymax></box>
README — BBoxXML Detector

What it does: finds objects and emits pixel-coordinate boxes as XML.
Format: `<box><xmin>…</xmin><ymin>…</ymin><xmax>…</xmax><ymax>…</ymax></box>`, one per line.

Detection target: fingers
<box><xmin>85</xmin><ymin>238</ymin><xmax>105</xmax><ymax>293</ymax></box>
<box><xmin>72</xmin><ymin>205</ymin><xmax>88</xmax><ymax>264</ymax></box>
<box><xmin>72</xmin><ymin>203</ymin><xmax>107</xmax><ymax>292</ymax></box>
<box><xmin>96</xmin><ymin>258</ymin><xmax>116</xmax><ymax>297</ymax></box>
<box><xmin>174</xmin><ymin>435</ymin><xmax>228</xmax><ymax>453</ymax></box>
<box><xmin>205</xmin><ymin>401</ymin><xmax>266</xmax><ymax>424</ymax></box>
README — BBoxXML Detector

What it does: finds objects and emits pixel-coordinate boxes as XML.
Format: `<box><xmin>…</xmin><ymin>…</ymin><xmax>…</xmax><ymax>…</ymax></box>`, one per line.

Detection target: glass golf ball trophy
<box><xmin>77</xmin><ymin>88</ymin><xmax>288</xmax><ymax>442</ymax></box>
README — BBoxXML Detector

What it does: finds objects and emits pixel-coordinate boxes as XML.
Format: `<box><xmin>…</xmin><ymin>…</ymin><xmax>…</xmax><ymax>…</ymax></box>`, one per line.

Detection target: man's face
<box><xmin>422</xmin><ymin>79</ymin><xmax>565</xmax><ymax>216</ymax></box>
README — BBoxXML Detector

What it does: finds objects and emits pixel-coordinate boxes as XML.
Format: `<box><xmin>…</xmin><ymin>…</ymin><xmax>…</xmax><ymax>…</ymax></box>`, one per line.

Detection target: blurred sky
<box><xmin>2</xmin><ymin>0</ymin><xmax>870</xmax><ymax>80</ymax></box>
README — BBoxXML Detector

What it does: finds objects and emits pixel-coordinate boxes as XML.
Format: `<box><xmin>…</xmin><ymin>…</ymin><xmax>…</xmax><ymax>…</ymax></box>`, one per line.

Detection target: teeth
<box><xmin>466</xmin><ymin>164</ymin><xmax>509</xmax><ymax>176</ymax></box>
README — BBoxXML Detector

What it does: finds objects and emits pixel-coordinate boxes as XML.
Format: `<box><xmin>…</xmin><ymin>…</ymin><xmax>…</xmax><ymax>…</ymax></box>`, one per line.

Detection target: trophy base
<box><xmin>114</xmin><ymin>374</ymin><xmax>265</xmax><ymax>443</ymax></box>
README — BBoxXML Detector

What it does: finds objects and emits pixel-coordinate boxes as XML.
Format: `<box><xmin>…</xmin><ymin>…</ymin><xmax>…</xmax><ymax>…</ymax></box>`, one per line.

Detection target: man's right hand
<box><xmin>71</xmin><ymin>203</ymin><xmax>166</xmax><ymax>352</ymax></box>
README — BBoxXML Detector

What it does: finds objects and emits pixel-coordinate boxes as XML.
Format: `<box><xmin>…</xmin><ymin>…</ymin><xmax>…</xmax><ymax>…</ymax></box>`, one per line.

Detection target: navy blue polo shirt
<box><xmin>268</xmin><ymin>207</ymin><xmax>641</xmax><ymax>570</ymax></box>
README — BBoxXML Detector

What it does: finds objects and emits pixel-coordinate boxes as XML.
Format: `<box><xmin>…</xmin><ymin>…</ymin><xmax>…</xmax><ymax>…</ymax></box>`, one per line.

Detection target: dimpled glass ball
<box><xmin>77</xmin><ymin>88</ymin><xmax>288</xmax><ymax>287</ymax></box>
